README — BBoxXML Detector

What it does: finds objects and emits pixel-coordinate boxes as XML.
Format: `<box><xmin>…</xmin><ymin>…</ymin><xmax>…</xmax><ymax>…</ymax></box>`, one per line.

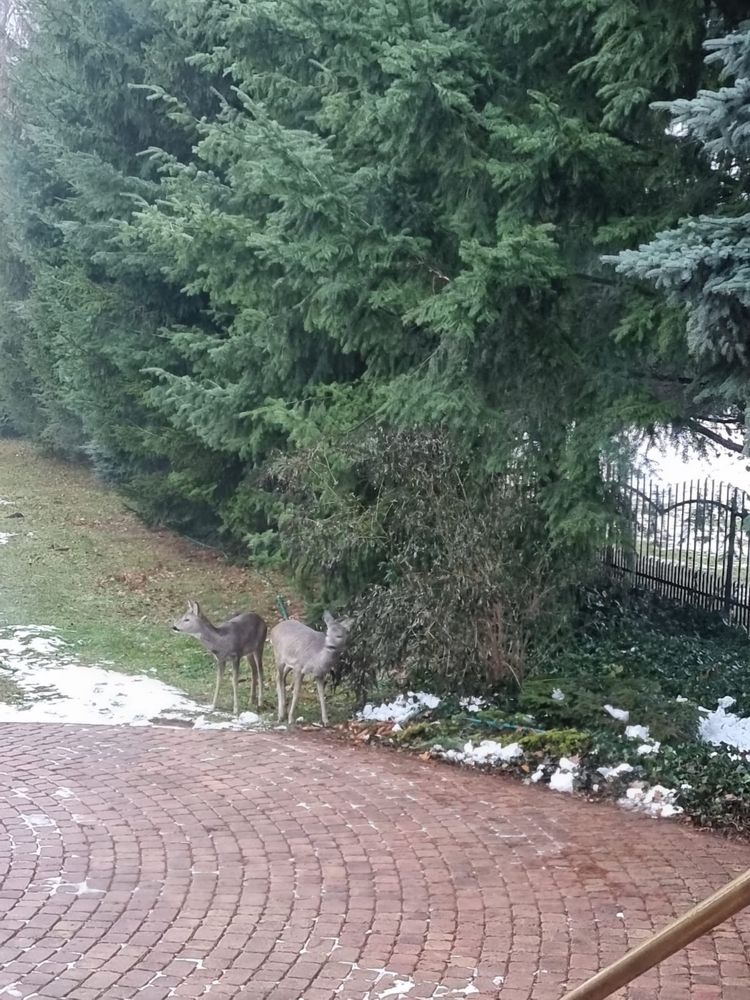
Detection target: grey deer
<box><xmin>172</xmin><ymin>601</ymin><xmax>267</xmax><ymax>715</ymax></box>
<box><xmin>271</xmin><ymin>611</ymin><xmax>353</xmax><ymax>726</ymax></box>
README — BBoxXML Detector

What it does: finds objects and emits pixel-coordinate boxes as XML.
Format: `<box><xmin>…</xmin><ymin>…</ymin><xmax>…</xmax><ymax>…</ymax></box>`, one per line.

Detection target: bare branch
<box><xmin>687</xmin><ymin>419</ymin><xmax>745</xmax><ymax>454</ymax></box>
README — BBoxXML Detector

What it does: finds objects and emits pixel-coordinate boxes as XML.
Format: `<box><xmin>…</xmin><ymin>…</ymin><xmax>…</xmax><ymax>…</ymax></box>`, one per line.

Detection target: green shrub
<box><xmin>518</xmin><ymin>728</ymin><xmax>591</xmax><ymax>759</ymax></box>
<box><xmin>274</xmin><ymin>430</ymin><xmax>586</xmax><ymax>699</ymax></box>
<box><xmin>517</xmin><ymin>675</ymin><xmax>700</xmax><ymax>743</ymax></box>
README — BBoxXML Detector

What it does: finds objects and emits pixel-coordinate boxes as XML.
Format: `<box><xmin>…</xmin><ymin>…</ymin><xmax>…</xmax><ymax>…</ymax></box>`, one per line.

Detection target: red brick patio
<box><xmin>0</xmin><ymin>724</ymin><xmax>748</xmax><ymax>999</ymax></box>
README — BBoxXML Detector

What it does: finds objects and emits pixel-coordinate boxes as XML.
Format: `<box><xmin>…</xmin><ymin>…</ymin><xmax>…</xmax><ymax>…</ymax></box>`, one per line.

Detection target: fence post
<box><xmin>723</xmin><ymin>489</ymin><xmax>738</xmax><ymax>617</ymax></box>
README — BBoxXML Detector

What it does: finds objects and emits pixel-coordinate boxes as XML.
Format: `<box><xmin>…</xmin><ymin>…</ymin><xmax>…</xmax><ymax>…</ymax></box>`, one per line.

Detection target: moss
<box><xmin>519</xmin><ymin>728</ymin><xmax>590</xmax><ymax>758</ymax></box>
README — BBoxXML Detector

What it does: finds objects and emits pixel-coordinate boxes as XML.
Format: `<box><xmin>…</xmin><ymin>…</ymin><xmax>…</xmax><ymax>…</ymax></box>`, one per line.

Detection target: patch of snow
<box><xmin>551</xmin><ymin>687</ymin><xmax>565</xmax><ymax>702</ymax></box>
<box><xmin>619</xmin><ymin>783</ymin><xmax>683</xmax><ymax>819</ymax></box>
<box><xmin>0</xmin><ymin>532</ymin><xmax>16</xmax><ymax>545</ymax></box>
<box><xmin>625</xmin><ymin>724</ymin><xmax>650</xmax><ymax>741</ymax></box>
<box><xmin>718</xmin><ymin>696</ymin><xmax>737</xmax><ymax>709</ymax></box>
<box><xmin>358</xmin><ymin>691</ymin><xmax>440</xmax><ymax>723</ymax></box>
<box><xmin>0</xmin><ymin>498</ymin><xmax>12</xmax><ymax>505</ymax></box>
<box><xmin>624</xmin><ymin>724</ymin><xmax>661</xmax><ymax>754</ymax></box>
<box><xmin>437</xmin><ymin>739</ymin><xmax>523</xmax><ymax>767</ymax></box>
<box><xmin>597</xmin><ymin>762</ymin><xmax>634</xmax><ymax>781</ymax></box>
<box><xmin>604</xmin><ymin>704</ymin><xmax>630</xmax><ymax>722</ymax></box>
<box><xmin>21</xmin><ymin>812</ymin><xmax>55</xmax><ymax>828</ymax></box>
<box><xmin>0</xmin><ymin>624</ymin><xmax>262</xmax><ymax>730</ymax></box>
<box><xmin>375</xmin><ymin>977</ymin><xmax>417</xmax><ymax>1000</ymax></box>
<box><xmin>193</xmin><ymin>712</ymin><xmax>260</xmax><ymax>730</ymax></box>
<box><xmin>676</xmin><ymin>695</ymin><xmax>689</xmax><ymax>703</ymax></box>
<box><xmin>699</xmin><ymin>698</ymin><xmax>750</xmax><ymax>752</ymax></box>
<box><xmin>549</xmin><ymin>757</ymin><xmax>578</xmax><ymax>793</ymax></box>
<box><xmin>379</xmin><ymin>982</ymin><xmax>415</xmax><ymax>998</ymax></box>
<box><xmin>42</xmin><ymin>877</ymin><xmax>104</xmax><ymax>897</ymax></box>
<box><xmin>459</xmin><ymin>696</ymin><xmax>486</xmax><ymax>712</ymax></box>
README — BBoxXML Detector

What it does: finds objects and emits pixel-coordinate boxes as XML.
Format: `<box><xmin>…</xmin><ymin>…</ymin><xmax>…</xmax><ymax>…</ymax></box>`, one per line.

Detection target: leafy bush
<box><xmin>646</xmin><ymin>745</ymin><xmax>750</xmax><ymax>834</ymax></box>
<box><xmin>272</xmin><ymin>429</ymin><xmax>588</xmax><ymax>698</ymax></box>
<box><xmin>518</xmin><ymin>675</ymin><xmax>700</xmax><ymax>743</ymax></box>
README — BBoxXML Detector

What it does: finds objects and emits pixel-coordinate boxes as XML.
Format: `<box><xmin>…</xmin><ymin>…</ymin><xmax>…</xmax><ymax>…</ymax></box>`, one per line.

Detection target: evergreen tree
<box><xmin>612</xmin><ymin>26</ymin><xmax>750</xmax><ymax>452</ymax></box>
<box><xmin>128</xmin><ymin>0</ymin><xmax>722</xmax><ymax>548</ymax></box>
<box><xmin>0</xmin><ymin>0</ymin><xmax>746</xmax><ymax>670</ymax></box>
<box><xmin>0</xmin><ymin>0</ymin><xmax>242</xmax><ymax>531</ymax></box>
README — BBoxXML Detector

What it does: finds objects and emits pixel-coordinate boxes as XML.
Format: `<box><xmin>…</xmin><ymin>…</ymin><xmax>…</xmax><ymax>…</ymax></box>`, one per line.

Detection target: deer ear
<box><xmin>188</xmin><ymin>600</ymin><xmax>199</xmax><ymax>614</ymax></box>
<box><xmin>323</xmin><ymin>610</ymin><xmax>335</xmax><ymax>627</ymax></box>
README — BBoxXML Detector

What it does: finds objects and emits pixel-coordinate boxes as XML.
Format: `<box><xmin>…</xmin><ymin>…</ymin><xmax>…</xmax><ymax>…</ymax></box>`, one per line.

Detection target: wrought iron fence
<box><xmin>603</xmin><ymin>474</ymin><xmax>750</xmax><ymax>629</ymax></box>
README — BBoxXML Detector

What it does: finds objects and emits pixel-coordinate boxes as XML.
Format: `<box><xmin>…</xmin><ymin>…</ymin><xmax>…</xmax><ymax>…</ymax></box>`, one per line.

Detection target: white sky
<box><xmin>637</xmin><ymin>435</ymin><xmax>750</xmax><ymax>493</ymax></box>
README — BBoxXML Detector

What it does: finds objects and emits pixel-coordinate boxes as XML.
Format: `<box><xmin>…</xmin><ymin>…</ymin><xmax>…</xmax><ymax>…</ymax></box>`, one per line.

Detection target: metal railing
<box><xmin>604</xmin><ymin>475</ymin><xmax>750</xmax><ymax>628</ymax></box>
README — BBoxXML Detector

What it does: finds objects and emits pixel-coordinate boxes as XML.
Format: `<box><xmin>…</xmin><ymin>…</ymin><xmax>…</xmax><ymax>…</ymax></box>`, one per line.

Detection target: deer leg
<box><xmin>254</xmin><ymin>649</ymin><xmax>263</xmax><ymax>708</ymax></box>
<box><xmin>276</xmin><ymin>664</ymin><xmax>287</xmax><ymax>723</ymax></box>
<box><xmin>249</xmin><ymin>655</ymin><xmax>257</xmax><ymax>708</ymax></box>
<box><xmin>212</xmin><ymin>658</ymin><xmax>224</xmax><ymax>710</ymax></box>
<box><xmin>287</xmin><ymin>670</ymin><xmax>303</xmax><ymax>726</ymax></box>
<box><xmin>230</xmin><ymin>656</ymin><xmax>240</xmax><ymax>716</ymax></box>
<box><xmin>315</xmin><ymin>677</ymin><xmax>329</xmax><ymax>727</ymax></box>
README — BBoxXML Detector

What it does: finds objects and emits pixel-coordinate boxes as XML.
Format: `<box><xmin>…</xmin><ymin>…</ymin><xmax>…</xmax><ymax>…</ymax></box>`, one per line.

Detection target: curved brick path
<box><xmin>0</xmin><ymin>726</ymin><xmax>749</xmax><ymax>1000</ymax></box>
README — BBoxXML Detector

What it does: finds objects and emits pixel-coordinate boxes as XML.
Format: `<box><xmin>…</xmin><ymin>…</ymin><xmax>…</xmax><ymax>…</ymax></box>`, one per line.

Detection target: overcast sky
<box><xmin>638</xmin><ymin>435</ymin><xmax>750</xmax><ymax>493</ymax></box>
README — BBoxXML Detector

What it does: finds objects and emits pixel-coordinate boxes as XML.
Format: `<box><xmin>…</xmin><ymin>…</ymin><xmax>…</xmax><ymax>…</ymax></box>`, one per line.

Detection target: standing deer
<box><xmin>271</xmin><ymin>611</ymin><xmax>353</xmax><ymax>726</ymax></box>
<box><xmin>172</xmin><ymin>600</ymin><xmax>267</xmax><ymax>715</ymax></box>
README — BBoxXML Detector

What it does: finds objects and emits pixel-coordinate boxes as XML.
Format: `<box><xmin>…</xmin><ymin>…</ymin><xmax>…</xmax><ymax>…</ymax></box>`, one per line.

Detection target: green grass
<box><xmin>0</xmin><ymin>438</ymin><xmax>354</xmax><ymax>722</ymax></box>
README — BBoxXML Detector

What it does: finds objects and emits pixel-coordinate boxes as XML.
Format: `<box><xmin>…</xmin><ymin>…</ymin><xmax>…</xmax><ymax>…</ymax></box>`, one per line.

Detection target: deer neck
<box><xmin>196</xmin><ymin>615</ymin><xmax>221</xmax><ymax>645</ymax></box>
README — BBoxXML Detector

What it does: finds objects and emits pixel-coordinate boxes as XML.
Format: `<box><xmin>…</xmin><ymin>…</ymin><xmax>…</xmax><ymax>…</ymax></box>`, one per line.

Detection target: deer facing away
<box><xmin>271</xmin><ymin>611</ymin><xmax>353</xmax><ymax>726</ymax></box>
<box><xmin>172</xmin><ymin>601</ymin><xmax>267</xmax><ymax>715</ymax></box>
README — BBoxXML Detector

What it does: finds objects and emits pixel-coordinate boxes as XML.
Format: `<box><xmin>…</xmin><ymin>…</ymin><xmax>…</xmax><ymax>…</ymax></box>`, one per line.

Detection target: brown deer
<box><xmin>172</xmin><ymin>601</ymin><xmax>267</xmax><ymax>715</ymax></box>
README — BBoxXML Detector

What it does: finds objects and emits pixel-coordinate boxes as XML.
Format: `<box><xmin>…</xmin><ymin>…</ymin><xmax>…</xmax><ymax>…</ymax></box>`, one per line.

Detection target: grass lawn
<box><xmin>0</xmin><ymin>438</ymin><xmax>350</xmax><ymax>721</ymax></box>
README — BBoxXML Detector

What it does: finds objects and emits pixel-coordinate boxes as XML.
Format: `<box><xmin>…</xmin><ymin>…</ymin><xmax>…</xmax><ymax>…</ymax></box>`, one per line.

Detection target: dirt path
<box><xmin>0</xmin><ymin>722</ymin><xmax>747</xmax><ymax>1000</ymax></box>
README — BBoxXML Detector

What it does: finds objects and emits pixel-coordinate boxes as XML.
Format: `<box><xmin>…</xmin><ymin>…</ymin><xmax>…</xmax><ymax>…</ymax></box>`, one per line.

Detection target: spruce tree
<box><xmin>611</xmin><ymin>27</ymin><xmax>750</xmax><ymax>450</ymax></box>
<box><xmin>0</xmin><ymin>0</ymin><xmax>745</xmax><ymax>628</ymax></box>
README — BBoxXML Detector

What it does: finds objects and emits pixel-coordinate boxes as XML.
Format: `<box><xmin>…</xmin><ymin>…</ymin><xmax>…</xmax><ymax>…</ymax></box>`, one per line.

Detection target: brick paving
<box><xmin>0</xmin><ymin>726</ymin><xmax>748</xmax><ymax>999</ymax></box>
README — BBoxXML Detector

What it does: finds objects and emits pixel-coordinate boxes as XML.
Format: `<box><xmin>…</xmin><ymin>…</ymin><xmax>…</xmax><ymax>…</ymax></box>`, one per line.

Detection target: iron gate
<box><xmin>604</xmin><ymin>475</ymin><xmax>750</xmax><ymax>629</ymax></box>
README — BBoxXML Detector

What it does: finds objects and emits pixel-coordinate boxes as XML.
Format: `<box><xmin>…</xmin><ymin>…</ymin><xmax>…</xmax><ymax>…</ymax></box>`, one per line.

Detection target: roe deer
<box><xmin>271</xmin><ymin>611</ymin><xmax>353</xmax><ymax>726</ymax></box>
<box><xmin>172</xmin><ymin>600</ymin><xmax>267</xmax><ymax>715</ymax></box>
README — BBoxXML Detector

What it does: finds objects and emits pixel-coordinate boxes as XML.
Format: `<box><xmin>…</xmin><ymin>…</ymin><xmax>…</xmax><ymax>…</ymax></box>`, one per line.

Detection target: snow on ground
<box><xmin>619</xmin><ymin>784</ymin><xmax>683</xmax><ymax>819</ymax></box>
<box><xmin>0</xmin><ymin>532</ymin><xmax>15</xmax><ymax>545</ymax></box>
<box><xmin>359</xmin><ymin>683</ymin><xmax>750</xmax><ymax>821</ymax></box>
<box><xmin>459</xmin><ymin>696</ymin><xmax>486</xmax><ymax>712</ymax></box>
<box><xmin>435</xmin><ymin>739</ymin><xmax>523</xmax><ymax>767</ymax></box>
<box><xmin>549</xmin><ymin>757</ymin><xmax>578</xmax><ymax>793</ymax></box>
<box><xmin>358</xmin><ymin>692</ymin><xmax>491</xmax><ymax>724</ymax></box>
<box><xmin>357</xmin><ymin>692</ymin><xmax>441</xmax><ymax>723</ymax></box>
<box><xmin>597</xmin><ymin>762</ymin><xmax>634</xmax><ymax>781</ymax></box>
<box><xmin>604</xmin><ymin>704</ymin><xmax>629</xmax><ymax>722</ymax></box>
<box><xmin>699</xmin><ymin>697</ymin><xmax>750</xmax><ymax>752</ymax></box>
<box><xmin>0</xmin><ymin>624</ymin><xmax>261</xmax><ymax>730</ymax></box>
